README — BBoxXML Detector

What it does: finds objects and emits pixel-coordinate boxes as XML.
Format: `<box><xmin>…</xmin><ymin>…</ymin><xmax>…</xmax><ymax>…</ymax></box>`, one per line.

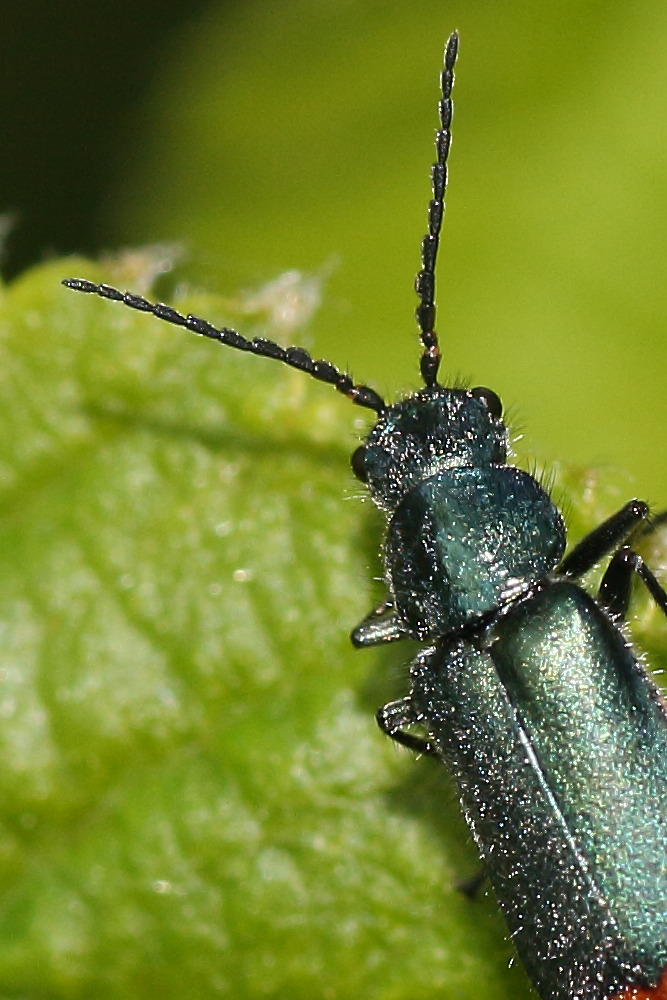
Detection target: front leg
<box><xmin>351</xmin><ymin>601</ymin><xmax>410</xmax><ymax>648</ymax></box>
<box><xmin>557</xmin><ymin>499</ymin><xmax>650</xmax><ymax>579</ymax></box>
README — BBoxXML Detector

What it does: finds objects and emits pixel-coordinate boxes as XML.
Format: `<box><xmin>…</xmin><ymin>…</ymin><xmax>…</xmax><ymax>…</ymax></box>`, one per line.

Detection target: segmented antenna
<box><xmin>415</xmin><ymin>30</ymin><xmax>459</xmax><ymax>388</ymax></box>
<box><xmin>61</xmin><ymin>279</ymin><xmax>386</xmax><ymax>413</ymax></box>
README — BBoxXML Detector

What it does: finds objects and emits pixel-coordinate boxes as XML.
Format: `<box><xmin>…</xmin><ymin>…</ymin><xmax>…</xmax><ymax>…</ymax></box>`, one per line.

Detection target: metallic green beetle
<box><xmin>64</xmin><ymin>32</ymin><xmax>667</xmax><ymax>1000</ymax></box>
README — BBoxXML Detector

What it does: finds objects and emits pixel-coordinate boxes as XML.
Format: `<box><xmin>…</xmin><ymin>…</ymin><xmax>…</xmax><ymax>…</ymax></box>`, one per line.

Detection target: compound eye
<box><xmin>471</xmin><ymin>386</ymin><xmax>503</xmax><ymax>419</ymax></box>
<box><xmin>351</xmin><ymin>445</ymin><xmax>368</xmax><ymax>483</ymax></box>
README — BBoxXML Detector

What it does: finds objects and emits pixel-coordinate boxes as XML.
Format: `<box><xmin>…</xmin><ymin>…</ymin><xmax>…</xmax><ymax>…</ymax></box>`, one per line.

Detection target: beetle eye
<box><xmin>471</xmin><ymin>386</ymin><xmax>503</xmax><ymax>419</ymax></box>
<box><xmin>351</xmin><ymin>445</ymin><xmax>368</xmax><ymax>483</ymax></box>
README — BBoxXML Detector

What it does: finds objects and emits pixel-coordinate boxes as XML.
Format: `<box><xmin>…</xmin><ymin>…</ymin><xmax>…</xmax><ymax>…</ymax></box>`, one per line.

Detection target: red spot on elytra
<box><xmin>615</xmin><ymin>968</ymin><xmax>667</xmax><ymax>1000</ymax></box>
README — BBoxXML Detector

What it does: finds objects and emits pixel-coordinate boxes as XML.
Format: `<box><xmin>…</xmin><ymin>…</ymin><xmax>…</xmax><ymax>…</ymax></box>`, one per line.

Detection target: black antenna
<box><xmin>415</xmin><ymin>30</ymin><xmax>459</xmax><ymax>388</ymax></box>
<box><xmin>61</xmin><ymin>279</ymin><xmax>386</xmax><ymax>413</ymax></box>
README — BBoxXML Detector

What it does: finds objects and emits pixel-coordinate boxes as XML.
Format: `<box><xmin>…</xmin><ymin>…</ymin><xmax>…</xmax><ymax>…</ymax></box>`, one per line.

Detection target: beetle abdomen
<box><xmin>411</xmin><ymin>580</ymin><xmax>667</xmax><ymax>999</ymax></box>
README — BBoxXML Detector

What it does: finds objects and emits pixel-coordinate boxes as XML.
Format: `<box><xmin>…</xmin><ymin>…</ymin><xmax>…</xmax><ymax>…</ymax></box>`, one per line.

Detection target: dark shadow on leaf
<box><xmin>80</xmin><ymin>399</ymin><xmax>350</xmax><ymax>464</ymax></box>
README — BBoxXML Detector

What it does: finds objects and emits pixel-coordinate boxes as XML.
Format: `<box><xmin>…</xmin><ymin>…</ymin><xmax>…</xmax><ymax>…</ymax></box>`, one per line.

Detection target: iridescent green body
<box><xmin>62</xmin><ymin>29</ymin><xmax>667</xmax><ymax>1000</ymax></box>
<box><xmin>412</xmin><ymin>581</ymin><xmax>667</xmax><ymax>999</ymax></box>
<box><xmin>356</xmin><ymin>387</ymin><xmax>667</xmax><ymax>1000</ymax></box>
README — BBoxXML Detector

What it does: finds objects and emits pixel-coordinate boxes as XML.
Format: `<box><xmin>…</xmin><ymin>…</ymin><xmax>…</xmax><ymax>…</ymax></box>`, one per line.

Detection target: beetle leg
<box><xmin>598</xmin><ymin>546</ymin><xmax>667</xmax><ymax>621</ymax></box>
<box><xmin>557</xmin><ymin>499</ymin><xmax>650</xmax><ymax>579</ymax></box>
<box><xmin>351</xmin><ymin>602</ymin><xmax>409</xmax><ymax>647</ymax></box>
<box><xmin>376</xmin><ymin>698</ymin><xmax>437</xmax><ymax>756</ymax></box>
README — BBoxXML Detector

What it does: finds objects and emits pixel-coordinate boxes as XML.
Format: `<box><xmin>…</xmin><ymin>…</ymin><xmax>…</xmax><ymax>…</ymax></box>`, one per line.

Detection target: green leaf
<box><xmin>0</xmin><ymin>256</ymin><xmax>664</xmax><ymax>999</ymax></box>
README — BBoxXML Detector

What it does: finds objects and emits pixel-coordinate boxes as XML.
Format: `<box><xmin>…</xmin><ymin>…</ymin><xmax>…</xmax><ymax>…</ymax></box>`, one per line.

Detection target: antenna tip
<box><xmin>445</xmin><ymin>31</ymin><xmax>459</xmax><ymax>65</ymax></box>
<box><xmin>62</xmin><ymin>277</ymin><xmax>96</xmax><ymax>293</ymax></box>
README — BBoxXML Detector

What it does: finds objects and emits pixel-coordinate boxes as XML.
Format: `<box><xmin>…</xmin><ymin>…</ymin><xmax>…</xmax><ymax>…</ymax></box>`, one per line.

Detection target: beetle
<box><xmin>63</xmin><ymin>31</ymin><xmax>667</xmax><ymax>1000</ymax></box>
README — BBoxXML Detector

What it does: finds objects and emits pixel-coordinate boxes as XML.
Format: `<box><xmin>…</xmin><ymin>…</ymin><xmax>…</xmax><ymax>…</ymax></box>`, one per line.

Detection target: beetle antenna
<box><xmin>415</xmin><ymin>30</ymin><xmax>458</xmax><ymax>388</ymax></box>
<box><xmin>62</xmin><ymin>278</ymin><xmax>386</xmax><ymax>413</ymax></box>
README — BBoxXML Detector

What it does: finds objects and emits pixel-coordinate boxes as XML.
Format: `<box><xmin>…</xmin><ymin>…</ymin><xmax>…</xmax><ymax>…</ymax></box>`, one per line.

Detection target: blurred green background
<box><xmin>3</xmin><ymin>0</ymin><xmax>667</xmax><ymax>500</ymax></box>
<box><xmin>3</xmin><ymin>2</ymin><xmax>667</xmax><ymax>998</ymax></box>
